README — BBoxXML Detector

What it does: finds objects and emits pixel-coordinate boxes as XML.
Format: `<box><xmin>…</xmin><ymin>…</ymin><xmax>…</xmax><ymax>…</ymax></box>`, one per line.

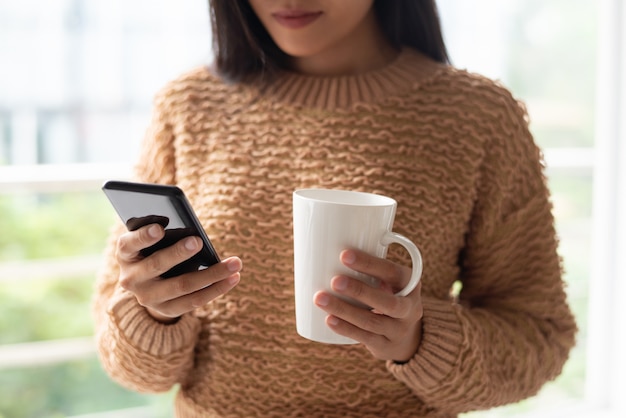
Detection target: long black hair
<box><xmin>209</xmin><ymin>0</ymin><xmax>449</xmax><ymax>82</ymax></box>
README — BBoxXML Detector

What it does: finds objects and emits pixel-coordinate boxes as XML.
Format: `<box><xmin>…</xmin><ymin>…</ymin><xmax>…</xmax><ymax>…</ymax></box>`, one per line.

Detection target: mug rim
<box><xmin>293</xmin><ymin>188</ymin><xmax>396</xmax><ymax>207</ymax></box>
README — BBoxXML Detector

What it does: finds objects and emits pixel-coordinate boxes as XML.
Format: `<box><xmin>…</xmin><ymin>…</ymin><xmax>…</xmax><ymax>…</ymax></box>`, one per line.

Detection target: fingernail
<box><xmin>343</xmin><ymin>250</ymin><xmax>356</xmax><ymax>265</ymax></box>
<box><xmin>184</xmin><ymin>237</ymin><xmax>199</xmax><ymax>251</ymax></box>
<box><xmin>327</xmin><ymin>316</ymin><xmax>339</xmax><ymax>326</ymax></box>
<box><xmin>228</xmin><ymin>274</ymin><xmax>240</xmax><ymax>285</ymax></box>
<box><xmin>316</xmin><ymin>293</ymin><xmax>330</xmax><ymax>307</ymax></box>
<box><xmin>227</xmin><ymin>258</ymin><xmax>242</xmax><ymax>272</ymax></box>
<box><xmin>148</xmin><ymin>225</ymin><xmax>161</xmax><ymax>238</ymax></box>
<box><xmin>333</xmin><ymin>276</ymin><xmax>349</xmax><ymax>291</ymax></box>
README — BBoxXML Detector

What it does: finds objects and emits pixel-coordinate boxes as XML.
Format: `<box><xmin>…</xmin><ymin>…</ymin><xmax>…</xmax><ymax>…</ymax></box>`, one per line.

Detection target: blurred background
<box><xmin>0</xmin><ymin>0</ymin><xmax>623</xmax><ymax>417</ymax></box>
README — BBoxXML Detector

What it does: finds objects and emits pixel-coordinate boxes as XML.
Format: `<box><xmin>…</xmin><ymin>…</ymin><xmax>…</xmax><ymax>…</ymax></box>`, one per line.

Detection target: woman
<box><xmin>93</xmin><ymin>1</ymin><xmax>577</xmax><ymax>416</ymax></box>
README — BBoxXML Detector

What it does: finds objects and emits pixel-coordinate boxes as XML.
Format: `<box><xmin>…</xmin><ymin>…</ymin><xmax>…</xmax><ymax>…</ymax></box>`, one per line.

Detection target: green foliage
<box><xmin>0</xmin><ymin>275</ymin><xmax>95</xmax><ymax>344</ymax></box>
<box><xmin>0</xmin><ymin>192</ymin><xmax>115</xmax><ymax>261</ymax></box>
<box><xmin>0</xmin><ymin>357</ymin><xmax>174</xmax><ymax>418</ymax></box>
<box><xmin>0</xmin><ymin>190</ymin><xmax>176</xmax><ymax>417</ymax></box>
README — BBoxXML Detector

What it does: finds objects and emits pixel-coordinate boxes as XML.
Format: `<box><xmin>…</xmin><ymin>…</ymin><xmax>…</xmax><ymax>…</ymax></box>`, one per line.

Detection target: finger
<box><xmin>328</xmin><ymin>311</ymin><xmax>423</xmax><ymax>363</ymax></box>
<box><xmin>330</xmin><ymin>275</ymin><xmax>416</xmax><ymax>319</ymax></box>
<box><xmin>117</xmin><ymin>224</ymin><xmax>165</xmax><ymax>263</ymax></box>
<box><xmin>314</xmin><ymin>291</ymin><xmax>399</xmax><ymax>336</ymax></box>
<box><xmin>146</xmin><ymin>257</ymin><xmax>243</xmax><ymax>304</ymax></box>
<box><xmin>324</xmin><ymin>314</ymin><xmax>389</xmax><ymax>348</ymax></box>
<box><xmin>340</xmin><ymin>249</ymin><xmax>411</xmax><ymax>289</ymax></box>
<box><xmin>119</xmin><ymin>235</ymin><xmax>203</xmax><ymax>290</ymax></box>
<box><xmin>139</xmin><ymin>235</ymin><xmax>203</xmax><ymax>278</ymax></box>
<box><xmin>151</xmin><ymin>272</ymin><xmax>241</xmax><ymax>319</ymax></box>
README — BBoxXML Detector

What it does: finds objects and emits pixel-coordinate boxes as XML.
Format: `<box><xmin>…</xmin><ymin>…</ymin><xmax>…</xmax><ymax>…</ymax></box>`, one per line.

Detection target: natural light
<box><xmin>0</xmin><ymin>0</ymin><xmax>624</xmax><ymax>417</ymax></box>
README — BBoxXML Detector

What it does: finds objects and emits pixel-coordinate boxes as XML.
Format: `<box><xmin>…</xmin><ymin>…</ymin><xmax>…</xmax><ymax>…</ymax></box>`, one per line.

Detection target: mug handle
<box><xmin>380</xmin><ymin>231</ymin><xmax>423</xmax><ymax>297</ymax></box>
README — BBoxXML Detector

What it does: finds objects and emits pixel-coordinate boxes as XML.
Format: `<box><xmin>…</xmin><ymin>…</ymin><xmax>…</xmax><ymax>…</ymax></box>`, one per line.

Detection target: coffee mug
<box><xmin>292</xmin><ymin>189</ymin><xmax>423</xmax><ymax>344</ymax></box>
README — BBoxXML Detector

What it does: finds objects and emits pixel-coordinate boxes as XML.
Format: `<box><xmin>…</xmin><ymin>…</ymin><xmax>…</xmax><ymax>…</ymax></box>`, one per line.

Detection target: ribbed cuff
<box><xmin>387</xmin><ymin>296</ymin><xmax>464</xmax><ymax>393</ymax></box>
<box><xmin>108</xmin><ymin>288</ymin><xmax>200</xmax><ymax>357</ymax></box>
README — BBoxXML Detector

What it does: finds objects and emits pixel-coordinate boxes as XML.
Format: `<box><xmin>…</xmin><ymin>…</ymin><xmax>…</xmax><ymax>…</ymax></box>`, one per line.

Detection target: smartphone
<box><xmin>102</xmin><ymin>180</ymin><xmax>220</xmax><ymax>278</ymax></box>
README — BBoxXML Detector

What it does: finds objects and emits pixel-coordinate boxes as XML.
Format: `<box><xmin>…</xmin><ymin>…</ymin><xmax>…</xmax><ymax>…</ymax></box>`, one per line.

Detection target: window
<box><xmin>437</xmin><ymin>0</ymin><xmax>625</xmax><ymax>417</ymax></box>
<box><xmin>0</xmin><ymin>1</ymin><xmax>623</xmax><ymax>417</ymax></box>
<box><xmin>0</xmin><ymin>1</ymin><xmax>210</xmax><ymax>416</ymax></box>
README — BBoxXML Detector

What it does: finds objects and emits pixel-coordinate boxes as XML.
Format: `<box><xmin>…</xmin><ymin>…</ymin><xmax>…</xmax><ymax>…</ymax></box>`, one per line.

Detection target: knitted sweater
<box><xmin>93</xmin><ymin>48</ymin><xmax>577</xmax><ymax>417</ymax></box>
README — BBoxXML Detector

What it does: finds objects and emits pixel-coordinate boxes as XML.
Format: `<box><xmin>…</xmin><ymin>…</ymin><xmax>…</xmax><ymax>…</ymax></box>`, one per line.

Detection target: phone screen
<box><xmin>104</xmin><ymin>188</ymin><xmax>186</xmax><ymax>229</ymax></box>
<box><xmin>102</xmin><ymin>181</ymin><xmax>220</xmax><ymax>278</ymax></box>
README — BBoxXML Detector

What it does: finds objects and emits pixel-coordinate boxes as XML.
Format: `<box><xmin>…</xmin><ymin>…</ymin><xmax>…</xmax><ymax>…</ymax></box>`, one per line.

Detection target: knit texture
<box><xmin>93</xmin><ymin>48</ymin><xmax>577</xmax><ymax>417</ymax></box>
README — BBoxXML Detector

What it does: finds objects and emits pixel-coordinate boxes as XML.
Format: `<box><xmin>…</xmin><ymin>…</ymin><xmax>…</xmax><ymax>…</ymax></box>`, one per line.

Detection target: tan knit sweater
<box><xmin>93</xmin><ymin>48</ymin><xmax>577</xmax><ymax>417</ymax></box>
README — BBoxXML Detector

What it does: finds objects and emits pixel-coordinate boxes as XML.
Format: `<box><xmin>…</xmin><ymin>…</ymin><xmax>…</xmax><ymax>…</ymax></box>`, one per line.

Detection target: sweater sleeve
<box><xmin>387</xmin><ymin>92</ymin><xmax>577</xmax><ymax>413</ymax></box>
<box><xmin>92</xmin><ymin>88</ymin><xmax>202</xmax><ymax>393</ymax></box>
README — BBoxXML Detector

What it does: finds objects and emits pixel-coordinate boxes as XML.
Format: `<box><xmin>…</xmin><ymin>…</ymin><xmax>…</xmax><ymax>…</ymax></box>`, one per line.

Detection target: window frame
<box><xmin>583</xmin><ymin>0</ymin><xmax>626</xmax><ymax>416</ymax></box>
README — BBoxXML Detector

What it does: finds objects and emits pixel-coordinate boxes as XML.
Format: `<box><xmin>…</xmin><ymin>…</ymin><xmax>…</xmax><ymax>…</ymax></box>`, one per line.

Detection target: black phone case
<box><xmin>102</xmin><ymin>180</ymin><xmax>220</xmax><ymax>278</ymax></box>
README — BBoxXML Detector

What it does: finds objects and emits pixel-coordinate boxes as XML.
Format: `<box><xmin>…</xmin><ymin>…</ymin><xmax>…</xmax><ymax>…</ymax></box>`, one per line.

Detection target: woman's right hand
<box><xmin>115</xmin><ymin>223</ymin><xmax>242</xmax><ymax>324</ymax></box>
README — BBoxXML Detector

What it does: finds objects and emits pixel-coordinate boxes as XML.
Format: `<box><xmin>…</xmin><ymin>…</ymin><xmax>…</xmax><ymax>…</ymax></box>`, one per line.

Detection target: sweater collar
<box><xmin>259</xmin><ymin>48</ymin><xmax>445</xmax><ymax>109</ymax></box>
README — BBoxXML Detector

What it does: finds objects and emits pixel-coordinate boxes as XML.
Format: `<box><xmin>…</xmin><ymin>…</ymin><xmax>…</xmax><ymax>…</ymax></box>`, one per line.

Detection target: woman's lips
<box><xmin>271</xmin><ymin>10</ymin><xmax>323</xmax><ymax>29</ymax></box>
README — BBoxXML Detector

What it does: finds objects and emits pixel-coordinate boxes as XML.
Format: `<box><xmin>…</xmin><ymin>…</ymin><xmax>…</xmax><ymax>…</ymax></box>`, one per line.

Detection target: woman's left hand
<box><xmin>314</xmin><ymin>249</ymin><xmax>423</xmax><ymax>363</ymax></box>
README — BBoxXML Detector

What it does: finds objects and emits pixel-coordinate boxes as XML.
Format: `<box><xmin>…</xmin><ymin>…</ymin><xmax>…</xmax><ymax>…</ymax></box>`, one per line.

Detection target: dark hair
<box><xmin>209</xmin><ymin>0</ymin><xmax>449</xmax><ymax>82</ymax></box>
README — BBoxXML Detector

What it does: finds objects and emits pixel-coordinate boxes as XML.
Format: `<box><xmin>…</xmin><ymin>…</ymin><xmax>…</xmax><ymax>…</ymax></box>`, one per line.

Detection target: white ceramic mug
<box><xmin>292</xmin><ymin>189</ymin><xmax>423</xmax><ymax>344</ymax></box>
